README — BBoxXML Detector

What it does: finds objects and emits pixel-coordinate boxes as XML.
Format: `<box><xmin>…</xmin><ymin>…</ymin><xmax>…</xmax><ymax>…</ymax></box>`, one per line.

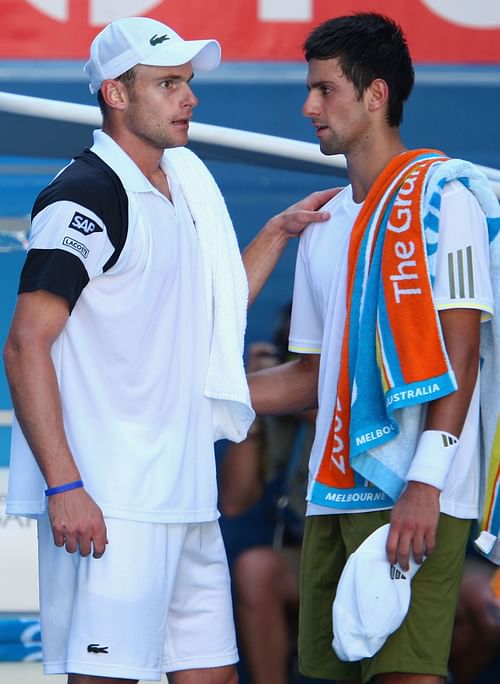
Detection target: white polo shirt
<box><xmin>7</xmin><ymin>130</ymin><xmax>219</xmax><ymax>523</ymax></box>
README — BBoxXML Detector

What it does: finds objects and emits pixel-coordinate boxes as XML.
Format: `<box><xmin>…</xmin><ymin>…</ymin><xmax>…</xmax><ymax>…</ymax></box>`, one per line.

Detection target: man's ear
<box><xmin>366</xmin><ymin>78</ymin><xmax>389</xmax><ymax>113</ymax></box>
<box><xmin>100</xmin><ymin>79</ymin><xmax>128</xmax><ymax>111</ymax></box>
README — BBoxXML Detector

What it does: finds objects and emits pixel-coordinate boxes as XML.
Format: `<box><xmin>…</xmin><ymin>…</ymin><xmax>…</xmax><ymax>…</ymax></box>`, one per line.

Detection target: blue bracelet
<box><xmin>45</xmin><ymin>479</ymin><xmax>84</xmax><ymax>496</ymax></box>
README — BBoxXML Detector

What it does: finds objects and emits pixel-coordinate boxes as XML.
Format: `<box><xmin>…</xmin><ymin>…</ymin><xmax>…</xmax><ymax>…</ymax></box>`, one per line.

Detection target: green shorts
<box><xmin>298</xmin><ymin>510</ymin><xmax>471</xmax><ymax>683</ymax></box>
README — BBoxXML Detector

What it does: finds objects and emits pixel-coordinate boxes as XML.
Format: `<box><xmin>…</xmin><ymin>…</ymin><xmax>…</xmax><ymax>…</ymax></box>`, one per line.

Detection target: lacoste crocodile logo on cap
<box><xmin>150</xmin><ymin>33</ymin><xmax>170</xmax><ymax>46</ymax></box>
<box><xmin>87</xmin><ymin>643</ymin><xmax>109</xmax><ymax>654</ymax></box>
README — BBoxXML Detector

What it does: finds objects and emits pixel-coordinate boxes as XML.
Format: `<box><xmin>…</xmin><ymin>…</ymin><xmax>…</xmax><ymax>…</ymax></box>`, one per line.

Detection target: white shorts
<box><xmin>37</xmin><ymin>515</ymin><xmax>238</xmax><ymax>680</ymax></box>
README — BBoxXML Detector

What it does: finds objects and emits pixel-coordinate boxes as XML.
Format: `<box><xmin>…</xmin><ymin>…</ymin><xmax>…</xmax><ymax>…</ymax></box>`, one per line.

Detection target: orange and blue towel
<box><xmin>310</xmin><ymin>150</ymin><xmax>500</xmax><ymax>564</ymax></box>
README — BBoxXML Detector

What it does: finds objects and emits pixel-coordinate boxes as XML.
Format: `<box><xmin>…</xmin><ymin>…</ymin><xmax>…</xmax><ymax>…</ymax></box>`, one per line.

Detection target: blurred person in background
<box><xmin>220</xmin><ymin>303</ymin><xmax>315</xmax><ymax>684</ymax></box>
<box><xmin>448</xmin><ymin>558</ymin><xmax>500</xmax><ymax>684</ymax></box>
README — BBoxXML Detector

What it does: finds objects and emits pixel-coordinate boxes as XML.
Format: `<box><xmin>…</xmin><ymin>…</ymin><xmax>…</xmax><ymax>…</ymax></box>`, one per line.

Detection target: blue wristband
<box><xmin>45</xmin><ymin>479</ymin><xmax>84</xmax><ymax>496</ymax></box>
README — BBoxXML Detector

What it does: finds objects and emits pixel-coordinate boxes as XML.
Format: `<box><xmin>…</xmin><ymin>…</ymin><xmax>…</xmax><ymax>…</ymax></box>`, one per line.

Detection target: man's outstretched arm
<box><xmin>248</xmin><ymin>353</ymin><xmax>320</xmax><ymax>416</ymax></box>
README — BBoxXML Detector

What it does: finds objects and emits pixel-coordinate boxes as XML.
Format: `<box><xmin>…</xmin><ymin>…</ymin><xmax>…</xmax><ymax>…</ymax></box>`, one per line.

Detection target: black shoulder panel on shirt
<box><xmin>19</xmin><ymin>248</ymin><xmax>89</xmax><ymax>313</ymax></box>
<box><xmin>32</xmin><ymin>149</ymin><xmax>129</xmax><ymax>272</ymax></box>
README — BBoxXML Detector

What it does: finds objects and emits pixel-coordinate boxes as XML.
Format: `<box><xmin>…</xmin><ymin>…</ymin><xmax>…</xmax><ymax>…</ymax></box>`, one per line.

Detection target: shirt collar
<box><xmin>90</xmin><ymin>129</ymin><xmax>158</xmax><ymax>193</ymax></box>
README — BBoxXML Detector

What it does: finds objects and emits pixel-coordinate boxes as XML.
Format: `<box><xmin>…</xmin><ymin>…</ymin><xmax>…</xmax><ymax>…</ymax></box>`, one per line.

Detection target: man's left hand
<box><xmin>386</xmin><ymin>480</ymin><xmax>440</xmax><ymax>571</ymax></box>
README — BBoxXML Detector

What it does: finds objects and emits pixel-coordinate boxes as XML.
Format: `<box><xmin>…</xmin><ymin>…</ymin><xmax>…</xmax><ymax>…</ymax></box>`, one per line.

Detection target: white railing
<box><xmin>0</xmin><ymin>90</ymin><xmax>347</xmax><ymax>177</ymax></box>
<box><xmin>2</xmin><ymin>90</ymin><xmax>500</xmax><ymax>198</ymax></box>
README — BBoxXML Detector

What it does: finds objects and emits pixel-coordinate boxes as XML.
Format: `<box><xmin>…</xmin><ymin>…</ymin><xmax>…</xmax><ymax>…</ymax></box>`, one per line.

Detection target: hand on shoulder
<box><xmin>269</xmin><ymin>187</ymin><xmax>342</xmax><ymax>239</ymax></box>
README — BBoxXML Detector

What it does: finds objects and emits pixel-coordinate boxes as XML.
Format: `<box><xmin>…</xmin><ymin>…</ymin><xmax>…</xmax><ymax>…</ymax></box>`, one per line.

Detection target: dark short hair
<box><xmin>304</xmin><ymin>13</ymin><xmax>414</xmax><ymax>127</ymax></box>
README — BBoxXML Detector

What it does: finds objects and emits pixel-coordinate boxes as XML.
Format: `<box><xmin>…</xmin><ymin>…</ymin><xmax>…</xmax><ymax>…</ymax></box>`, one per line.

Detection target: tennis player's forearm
<box><xmin>248</xmin><ymin>355</ymin><xmax>319</xmax><ymax>416</ymax></box>
<box><xmin>4</xmin><ymin>343</ymin><xmax>80</xmax><ymax>487</ymax></box>
<box><xmin>243</xmin><ymin>217</ymin><xmax>290</xmax><ymax>306</ymax></box>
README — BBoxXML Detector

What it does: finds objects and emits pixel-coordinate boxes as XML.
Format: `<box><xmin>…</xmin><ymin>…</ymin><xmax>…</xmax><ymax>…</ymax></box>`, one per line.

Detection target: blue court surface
<box><xmin>1</xmin><ymin>62</ymin><xmax>499</xmax><ymax>681</ymax></box>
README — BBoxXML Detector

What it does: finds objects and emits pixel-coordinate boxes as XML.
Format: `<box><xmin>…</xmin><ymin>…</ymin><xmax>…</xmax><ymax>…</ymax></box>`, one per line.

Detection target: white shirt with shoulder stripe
<box><xmin>7</xmin><ymin>130</ymin><xmax>220</xmax><ymax>523</ymax></box>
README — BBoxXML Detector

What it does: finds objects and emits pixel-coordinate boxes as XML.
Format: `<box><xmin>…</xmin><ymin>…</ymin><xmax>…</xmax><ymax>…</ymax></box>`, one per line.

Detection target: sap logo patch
<box><xmin>69</xmin><ymin>212</ymin><xmax>103</xmax><ymax>236</ymax></box>
<box><xmin>63</xmin><ymin>236</ymin><xmax>89</xmax><ymax>259</ymax></box>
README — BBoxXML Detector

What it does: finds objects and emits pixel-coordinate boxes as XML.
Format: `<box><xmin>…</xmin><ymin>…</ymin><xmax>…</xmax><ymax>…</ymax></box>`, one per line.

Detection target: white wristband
<box><xmin>406</xmin><ymin>429</ymin><xmax>459</xmax><ymax>490</ymax></box>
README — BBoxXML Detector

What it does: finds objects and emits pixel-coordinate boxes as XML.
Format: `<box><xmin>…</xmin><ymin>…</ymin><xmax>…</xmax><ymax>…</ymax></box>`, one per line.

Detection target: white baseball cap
<box><xmin>84</xmin><ymin>17</ymin><xmax>221</xmax><ymax>94</ymax></box>
<box><xmin>332</xmin><ymin>524</ymin><xmax>423</xmax><ymax>661</ymax></box>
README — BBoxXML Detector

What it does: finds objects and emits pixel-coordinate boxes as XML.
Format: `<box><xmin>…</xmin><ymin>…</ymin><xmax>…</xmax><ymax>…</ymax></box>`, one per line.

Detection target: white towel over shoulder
<box><xmin>165</xmin><ymin>146</ymin><xmax>255</xmax><ymax>442</ymax></box>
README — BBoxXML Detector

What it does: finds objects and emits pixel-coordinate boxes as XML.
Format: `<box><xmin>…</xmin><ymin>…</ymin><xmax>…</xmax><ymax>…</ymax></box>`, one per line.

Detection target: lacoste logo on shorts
<box><xmin>87</xmin><ymin>643</ymin><xmax>109</xmax><ymax>654</ymax></box>
<box><xmin>69</xmin><ymin>211</ymin><xmax>103</xmax><ymax>235</ymax></box>
<box><xmin>62</xmin><ymin>236</ymin><xmax>89</xmax><ymax>258</ymax></box>
<box><xmin>390</xmin><ymin>565</ymin><xmax>407</xmax><ymax>580</ymax></box>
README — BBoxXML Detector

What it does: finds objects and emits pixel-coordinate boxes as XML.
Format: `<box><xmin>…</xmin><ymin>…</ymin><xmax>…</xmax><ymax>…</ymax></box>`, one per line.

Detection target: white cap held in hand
<box><xmin>332</xmin><ymin>523</ymin><xmax>423</xmax><ymax>661</ymax></box>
